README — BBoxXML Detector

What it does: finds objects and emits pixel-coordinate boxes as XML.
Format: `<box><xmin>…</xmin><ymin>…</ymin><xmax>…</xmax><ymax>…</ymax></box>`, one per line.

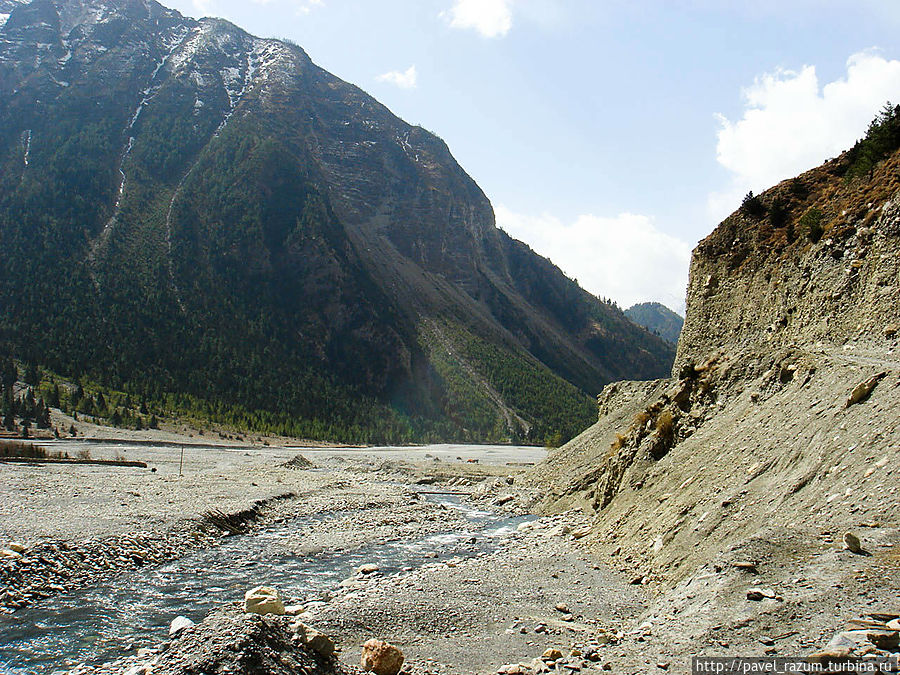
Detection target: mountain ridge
<box><xmin>624</xmin><ymin>301</ymin><xmax>683</xmax><ymax>345</ymax></box>
<box><xmin>0</xmin><ymin>0</ymin><xmax>674</xmax><ymax>444</ymax></box>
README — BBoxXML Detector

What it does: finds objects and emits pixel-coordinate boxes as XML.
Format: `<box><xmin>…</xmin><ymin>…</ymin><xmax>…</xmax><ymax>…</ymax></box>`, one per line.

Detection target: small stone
<box><xmin>657</xmin><ymin>662</ymin><xmax>670</xmax><ymax>670</ymax></box>
<box><xmin>759</xmin><ymin>636</ymin><xmax>775</xmax><ymax>646</ymax></box>
<box><xmin>807</xmin><ymin>647</ymin><xmax>853</xmax><ymax>664</ymax></box>
<box><xmin>123</xmin><ymin>666</ymin><xmax>151</xmax><ymax>675</ymax></box>
<box><xmin>733</xmin><ymin>561</ymin><xmax>757</xmax><ymax>573</ymax></box>
<box><xmin>244</xmin><ymin>586</ymin><xmax>285</xmax><ymax>615</ymax></box>
<box><xmin>168</xmin><ymin>616</ymin><xmax>194</xmax><ymax>637</ymax></box>
<box><xmin>845</xmin><ymin>373</ymin><xmax>886</xmax><ymax>407</ymax></box>
<box><xmin>571</xmin><ymin>526</ymin><xmax>591</xmax><ymax>540</ymax></box>
<box><xmin>361</xmin><ymin>638</ymin><xmax>405</xmax><ymax>675</ymax></box>
<box><xmin>357</xmin><ymin>564</ymin><xmax>380</xmax><ymax>575</ymax></box>
<box><xmin>541</xmin><ymin>648</ymin><xmax>563</xmax><ymax>661</ymax></box>
<box><xmin>555</xmin><ymin>603</ymin><xmax>570</xmax><ymax>613</ymax></box>
<box><xmin>498</xmin><ymin>665</ymin><xmax>528</xmax><ymax>675</ymax></box>
<box><xmin>0</xmin><ymin>549</ymin><xmax>22</xmax><ymax>559</ymax></box>
<box><xmin>294</xmin><ymin>622</ymin><xmax>336</xmax><ymax>657</ymax></box>
<box><xmin>884</xmin><ymin>324</ymin><xmax>898</xmax><ymax>338</ymax></box>
<box><xmin>843</xmin><ymin>532</ymin><xmax>864</xmax><ymax>554</ymax></box>
<box><xmin>7</xmin><ymin>543</ymin><xmax>26</xmax><ymax>554</ymax></box>
<box><xmin>887</xmin><ymin>619</ymin><xmax>900</xmax><ymax>630</ymax></box>
<box><xmin>746</xmin><ymin>588</ymin><xmax>776</xmax><ymax>601</ymax></box>
<box><xmin>867</xmin><ymin>631</ymin><xmax>900</xmax><ymax>650</ymax></box>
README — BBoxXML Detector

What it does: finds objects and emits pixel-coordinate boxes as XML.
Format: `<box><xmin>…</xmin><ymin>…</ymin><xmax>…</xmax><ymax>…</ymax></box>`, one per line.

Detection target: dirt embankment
<box><xmin>527</xmin><ymin>156</ymin><xmax>900</xmax><ymax>672</ymax></box>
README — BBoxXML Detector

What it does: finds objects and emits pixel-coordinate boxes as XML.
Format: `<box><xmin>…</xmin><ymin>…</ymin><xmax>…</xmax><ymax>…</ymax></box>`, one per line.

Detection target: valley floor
<box><xmin>0</xmin><ymin>432</ymin><xmax>897</xmax><ymax>674</ymax></box>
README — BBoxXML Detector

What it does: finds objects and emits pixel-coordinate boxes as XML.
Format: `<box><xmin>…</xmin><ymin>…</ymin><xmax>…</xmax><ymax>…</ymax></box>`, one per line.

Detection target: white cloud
<box><xmin>376</xmin><ymin>65</ymin><xmax>417</xmax><ymax>89</ymax></box>
<box><xmin>442</xmin><ymin>0</ymin><xmax>514</xmax><ymax>38</ymax></box>
<box><xmin>495</xmin><ymin>205</ymin><xmax>691</xmax><ymax>313</ymax></box>
<box><xmin>710</xmin><ymin>51</ymin><xmax>900</xmax><ymax>221</ymax></box>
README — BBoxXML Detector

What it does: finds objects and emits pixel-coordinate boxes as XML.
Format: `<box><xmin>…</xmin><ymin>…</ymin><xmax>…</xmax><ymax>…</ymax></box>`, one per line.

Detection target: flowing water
<box><xmin>0</xmin><ymin>495</ymin><xmax>532</xmax><ymax>674</ymax></box>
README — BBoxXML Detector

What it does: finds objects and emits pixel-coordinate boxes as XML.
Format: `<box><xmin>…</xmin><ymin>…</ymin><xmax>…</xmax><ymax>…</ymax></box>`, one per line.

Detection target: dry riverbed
<box><xmin>4</xmin><ymin>437</ymin><xmax>893</xmax><ymax>675</ymax></box>
<box><xmin>1</xmin><ymin>438</ymin><xmax>648</xmax><ymax>674</ymax></box>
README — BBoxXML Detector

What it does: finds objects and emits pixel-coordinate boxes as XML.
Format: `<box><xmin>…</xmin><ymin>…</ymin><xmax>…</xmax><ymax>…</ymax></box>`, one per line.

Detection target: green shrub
<box><xmin>799</xmin><ymin>208</ymin><xmax>824</xmax><ymax>243</ymax></box>
<box><xmin>769</xmin><ymin>197</ymin><xmax>788</xmax><ymax>228</ymax></box>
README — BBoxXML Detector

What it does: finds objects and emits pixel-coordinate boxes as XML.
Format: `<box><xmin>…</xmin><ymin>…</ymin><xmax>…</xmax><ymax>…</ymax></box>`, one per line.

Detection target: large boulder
<box><xmin>168</xmin><ymin>616</ymin><xmax>195</xmax><ymax>637</ymax></box>
<box><xmin>361</xmin><ymin>638</ymin><xmax>405</xmax><ymax>675</ymax></box>
<box><xmin>244</xmin><ymin>586</ymin><xmax>286</xmax><ymax>615</ymax></box>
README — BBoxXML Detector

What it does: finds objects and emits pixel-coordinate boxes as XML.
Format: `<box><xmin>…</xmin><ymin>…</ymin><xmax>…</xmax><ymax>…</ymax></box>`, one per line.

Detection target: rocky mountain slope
<box><xmin>625</xmin><ymin>302</ymin><xmax>683</xmax><ymax>345</ymax></box>
<box><xmin>532</xmin><ymin>130</ymin><xmax>900</xmax><ymax>665</ymax></box>
<box><xmin>0</xmin><ymin>0</ymin><xmax>673</xmax><ymax>444</ymax></box>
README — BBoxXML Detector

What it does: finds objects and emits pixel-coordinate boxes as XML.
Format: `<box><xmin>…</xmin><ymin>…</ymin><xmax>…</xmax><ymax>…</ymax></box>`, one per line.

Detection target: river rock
<box><xmin>169</xmin><ymin>616</ymin><xmax>195</xmax><ymax>637</ymax></box>
<box><xmin>244</xmin><ymin>586</ymin><xmax>285</xmax><ymax>615</ymax></box>
<box><xmin>361</xmin><ymin>638</ymin><xmax>405</xmax><ymax>675</ymax></box>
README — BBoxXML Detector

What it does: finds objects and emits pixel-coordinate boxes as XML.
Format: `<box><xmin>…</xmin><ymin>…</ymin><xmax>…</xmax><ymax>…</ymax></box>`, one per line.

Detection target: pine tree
<box><xmin>0</xmin><ymin>358</ymin><xmax>16</xmax><ymax>390</ymax></box>
<box><xmin>24</xmin><ymin>362</ymin><xmax>40</xmax><ymax>386</ymax></box>
<box><xmin>48</xmin><ymin>384</ymin><xmax>61</xmax><ymax>408</ymax></box>
<box><xmin>3</xmin><ymin>409</ymin><xmax>15</xmax><ymax>432</ymax></box>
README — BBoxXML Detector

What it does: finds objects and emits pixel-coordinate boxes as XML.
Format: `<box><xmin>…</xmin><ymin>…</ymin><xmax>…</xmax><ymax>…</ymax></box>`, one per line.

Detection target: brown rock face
<box><xmin>361</xmin><ymin>638</ymin><xmax>405</xmax><ymax>675</ymax></box>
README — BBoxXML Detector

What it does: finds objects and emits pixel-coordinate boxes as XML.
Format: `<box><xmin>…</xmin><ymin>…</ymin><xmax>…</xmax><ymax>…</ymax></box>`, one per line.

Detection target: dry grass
<box><xmin>656</xmin><ymin>409</ymin><xmax>675</xmax><ymax>440</ymax></box>
<box><xmin>633</xmin><ymin>411</ymin><xmax>652</xmax><ymax>429</ymax></box>
<box><xmin>0</xmin><ymin>440</ymin><xmax>60</xmax><ymax>459</ymax></box>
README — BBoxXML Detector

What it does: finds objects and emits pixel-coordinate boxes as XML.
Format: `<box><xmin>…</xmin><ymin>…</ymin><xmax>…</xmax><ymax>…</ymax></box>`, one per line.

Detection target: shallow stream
<box><xmin>0</xmin><ymin>494</ymin><xmax>531</xmax><ymax>674</ymax></box>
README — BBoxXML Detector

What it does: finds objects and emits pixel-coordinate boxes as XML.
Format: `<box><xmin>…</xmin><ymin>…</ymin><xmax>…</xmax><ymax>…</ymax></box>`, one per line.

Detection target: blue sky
<box><xmin>161</xmin><ymin>0</ymin><xmax>900</xmax><ymax>313</ymax></box>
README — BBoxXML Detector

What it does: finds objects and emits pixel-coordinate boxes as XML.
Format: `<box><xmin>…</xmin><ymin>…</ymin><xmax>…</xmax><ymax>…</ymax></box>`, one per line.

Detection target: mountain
<box><xmin>624</xmin><ymin>302</ymin><xmax>683</xmax><ymax>345</ymax></box>
<box><xmin>528</xmin><ymin>111</ymin><xmax>900</xmax><ymax>660</ymax></box>
<box><xmin>0</xmin><ymin>0</ymin><xmax>674</xmax><ymax>445</ymax></box>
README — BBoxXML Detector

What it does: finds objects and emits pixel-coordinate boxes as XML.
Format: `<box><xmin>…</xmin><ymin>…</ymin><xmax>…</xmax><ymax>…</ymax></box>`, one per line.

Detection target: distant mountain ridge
<box><xmin>625</xmin><ymin>302</ymin><xmax>683</xmax><ymax>345</ymax></box>
<box><xmin>0</xmin><ymin>0</ymin><xmax>674</xmax><ymax>444</ymax></box>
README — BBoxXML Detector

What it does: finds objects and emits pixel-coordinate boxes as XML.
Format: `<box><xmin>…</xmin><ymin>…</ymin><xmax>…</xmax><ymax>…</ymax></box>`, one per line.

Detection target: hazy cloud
<box><xmin>377</xmin><ymin>65</ymin><xmax>417</xmax><ymax>89</ymax></box>
<box><xmin>495</xmin><ymin>205</ymin><xmax>691</xmax><ymax>313</ymax></box>
<box><xmin>709</xmin><ymin>51</ymin><xmax>900</xmax><ymax>221</ymax></box>
<box><xmin>442</xmin><ymin>0</ymin><xmax>514</xmax><ymax>38</ymax></box>
<box><xmin>292</xmin><ymin>0</ymin><xmax>323</xmax><ymax>15</ymax></box>
<box><xmin>192</xmin><ymin>0</ymin><xmax>322</xmax><ymax>16</ymax></box>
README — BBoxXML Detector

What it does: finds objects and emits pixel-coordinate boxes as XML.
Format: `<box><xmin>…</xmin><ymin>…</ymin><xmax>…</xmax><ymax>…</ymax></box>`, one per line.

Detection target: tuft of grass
<box><xmin>633</xmin><ymin>410</ymin><xmax>652</xmax><ymax>429</ymax></box>
<box><xmin>656</xmin><ymin>409</ymin><xmax>675</xmax><ymax>440</ymax></box>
